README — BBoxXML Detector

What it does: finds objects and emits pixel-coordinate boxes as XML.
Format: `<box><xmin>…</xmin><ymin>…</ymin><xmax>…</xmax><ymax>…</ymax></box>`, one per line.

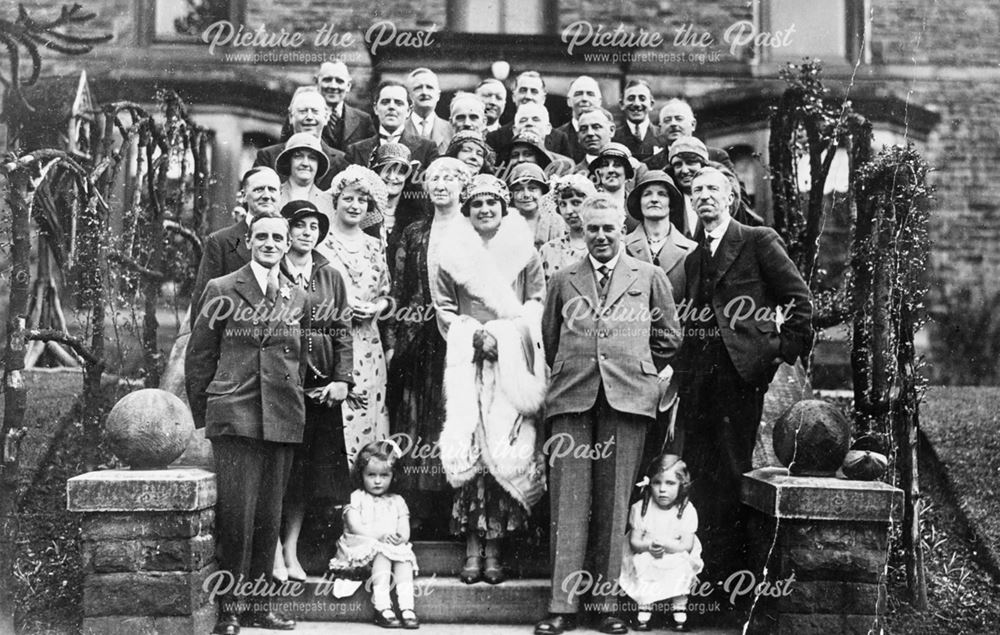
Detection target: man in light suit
<box><xmin>404</xmin><ymin>68</ymin><xmax>454</xmax><ymax>154</ymax></box>
<box><xmin>187</xmin><ymin>214</ymin><xmax>308</xmax><ymax>634</ymax></box>
<box><xmin>254</xmin><ymin>88</ymin><xmax>349</xmax><ymax>190</ymax></box>
<box><xmin>314</xmin><ymin>60</ymin><xmax>375</xmax><ymax>151</ymax></box>
<box><xmin>345</xmin><ymin>80</ymin><xmax>439</xmax><ymax>170</ymax></box>
<box><xmin>190</xmin><ymin>167</ymin><xmax>281</xmax><ymax>327</ymax></box>
<box><xmin>536</xmin><ymin>194</ymin><xmax>682</xmax><ymax>635</ymax></box>
<box><xmin>676</xmin><ymin>166</ymin><xmax>812</xmax><ymax>588</ymax></box>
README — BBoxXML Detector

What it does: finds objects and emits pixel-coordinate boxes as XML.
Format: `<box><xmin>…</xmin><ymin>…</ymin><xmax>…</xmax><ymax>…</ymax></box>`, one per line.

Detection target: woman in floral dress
<box><xmin>538</xmin><ymin>174</ymin><xmax>597</xmax><ymax>282</ymax></box>
<box><xmin>318</xmin><ymin>165</ymin><xmax>391</xmax><ymax>467</ymax></box>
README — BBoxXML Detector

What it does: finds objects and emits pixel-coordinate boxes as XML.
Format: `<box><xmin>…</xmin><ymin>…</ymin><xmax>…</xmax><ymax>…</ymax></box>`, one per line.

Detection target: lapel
<box><xmin>604</xmin><ymin>254</ymin><xmax>638</xmax><ymax>309</ymax></box>
<box><xmin>658</xmin><ymin>230</ymin><xmax>695</xmax><ymax>273</ymax></box>
<box><xmin>403</xmin><ymin>118</ymin><xmax>420</xmax><ymax>139</ymax></box>
<box><xmin>342</xmin><ymin>106</ymin><xmax>360</xmax><ymax>144</ymax></box>
<box><xmin>233</xmin><ymin>263</ymin><xmax>265</xmax><ymax>320</ymax></box>
<box><xmin>567</xmin><ymin>255</ymin><xmax>600</xmax><ymax>310</ymax></box>
<box><xmin>225</xmin><ymin>222</ymin><xmax>250</xmax><ymax>265</ymax></box>
<box><xmin>713</xmin><ymin>220</ymin><xmax>746</xmax><ymax>282</ymax></box>
<box><xmin>624</xmin><ymin>227</ymin><xmax>652</xmax><ymax>263</ymax></box>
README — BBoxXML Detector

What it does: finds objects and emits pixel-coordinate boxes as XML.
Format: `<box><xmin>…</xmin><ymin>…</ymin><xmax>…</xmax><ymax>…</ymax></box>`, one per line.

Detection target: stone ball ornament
<box><xmin>772</xmin><ymin>399</ymin><xmax>851</xmax><ymax>476</ymax></box>
<box><xmin>842</xmin><ymin>449</ymin><xmax>889</xmax><ymax>481</ymax></box>
<box><xmin>105</xmin><ymin>389</ymin><xmax>194</xmax><ymax>469</ymax></box>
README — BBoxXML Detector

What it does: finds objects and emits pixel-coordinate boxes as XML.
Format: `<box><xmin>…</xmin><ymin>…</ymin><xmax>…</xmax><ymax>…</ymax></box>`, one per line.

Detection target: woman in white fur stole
<box><xmin>434</xmin><ymin>174</ymin><xmax>548</xmax><ymax>585</ymax></box>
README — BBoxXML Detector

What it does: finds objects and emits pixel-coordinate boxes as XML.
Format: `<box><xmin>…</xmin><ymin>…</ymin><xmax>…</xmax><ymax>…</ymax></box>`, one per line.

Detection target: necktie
<box><xmin>597</xmin><ymin>265</ymin><xmax>611</xmax><ymax>291</ymax></box>
<box><xmin>702</xmin><ymin>236</ymin><xmax>714</xmax><ymax>257</ymax></box>
<box><xmin>265</xmin><ymin>274</ymin><xmax>279</xmax><ymax>306</ymax></box>
<box><xmin>421</xmin><ymin>119</ymin><xmax>431</xmax><ymax>138</ymax></box>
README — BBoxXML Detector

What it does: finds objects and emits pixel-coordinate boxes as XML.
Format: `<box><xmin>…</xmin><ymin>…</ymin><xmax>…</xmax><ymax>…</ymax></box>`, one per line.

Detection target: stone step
<box><xmin>271</xmin><ymin>575</ymin><xmax>550</xmax><ymax>623</ymax></box>
<box><xmin>412</xmin><ymin>540</ymin><xmax>550</xmax><ymax>578</ymax></box>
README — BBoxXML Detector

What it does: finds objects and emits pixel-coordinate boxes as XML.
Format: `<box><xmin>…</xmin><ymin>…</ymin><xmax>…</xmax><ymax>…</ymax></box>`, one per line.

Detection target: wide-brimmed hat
<box><xmin>509</xmin><ymin>130</ymin><xmax>553</xmax><ymax>169</ymax></box>
<box><xmin>370</xmin><ymin>142</ymin><xmax>420</xmax><ymax>176</ymax></box>
<box><xmin>588</xmin><ymin>142</ymin><xmax>635</xmax><ymax>180</ymax></box>
<box><xmin>460</xmin><ymin>174</ymin><xmax>510</xmax><ymax>217</ymax></box>
<box><xmin>667</xmin><ymin>136</ymin><xmax>708</xmax><ymax>163</ymax></box>
<box><xmin>506</xmin><ymin>162</ymin><xmax>549</xmax><ymax>193</ymax></box>
<box><xmin>625</xmin><ymin>170</ymin><xmax>684</xmax><ymax>221</ymax></box>
<box><xmin>280</xmin><ymin>199</ymin><xmax>330</xmax><ymax>243</ymax></box>
<box><xmin>276</xmin><ymin>133</ymin><xmax>329</xmax><ymax>181</ymax></box>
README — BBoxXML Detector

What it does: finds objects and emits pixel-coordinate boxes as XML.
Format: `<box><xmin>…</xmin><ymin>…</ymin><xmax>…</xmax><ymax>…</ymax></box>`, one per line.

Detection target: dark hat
<box><xmin>625</xmin><ymin>170</ymin><xmax>684</xmax><ymax>221</ymax></box>
<box><xmin>506</xmin><ymin>162</ymin><xmax>550</xmax><ymax>193</ymax></box>
<box><xmin>588</xmin><ymin>142</ymin><xmax>635</xmax><ymax>180</ymax></box>
<box><xmin>707</xmin><ymin>147</ymin><xmax>736</xmax><ymax>172</ymax></box>
<box><xmin>280</xmin><ymin>199</ymin><xmax>330</xmax><ymax>243</ymax></box>
<box><xmin>509</xmin><ymin>130</ymin><xmax>553</xmax><ymax>169</ymax></box>
<box><xmin>446</xmin><ymin>130</ymin><xmax>497</xmax><ymax>173</ymax></box>
<box><xmin>275</xmin><ymin>133</ymin><xmax>329</xmax><ymax>181</ymax></box>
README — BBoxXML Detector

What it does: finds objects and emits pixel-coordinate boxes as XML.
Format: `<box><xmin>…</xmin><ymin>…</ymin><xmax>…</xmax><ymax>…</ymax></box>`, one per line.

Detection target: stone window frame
<box><xmin>137</xmin><ymin>0</ymin><xmax>247</xmax><ymax>46</ymax></box>
<box><xmin>755</xmin><ymin>0</ymin><xmax>871</xmax><ymax>66</ymax></box>
<box><xmin>445</xmin><ymin>0</ymin><xmax>558</xmax><ymax>35</ymax></box>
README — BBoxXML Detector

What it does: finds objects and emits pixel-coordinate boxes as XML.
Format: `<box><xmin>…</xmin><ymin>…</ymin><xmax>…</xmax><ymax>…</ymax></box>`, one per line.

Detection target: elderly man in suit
<box><xmin>187</xmin><ymin>214</ymin><xmax>308</xmax><ymax>634</ymax></box>
<box><xmin>404</xmin><ymin>68</ymin><xmax>454</xmax><ymax>153</ymax></box>
<box><xmin>486</xmin><ymin>71</ymin><xmax>573</xmax><ymax>162</ymax></box>
<box><xmin>345</xmin><ymin>80</ymin><xmax>439</xmax><ymax>170</ymax></box>
<box><xmin>314</xmin><ymin>60</ymin><xmax>375</xmax><ymax>151</ymax></box>
<box><xmin>254</xmin><ymin>88</ymin><xmax>349</xmax><ymax>190</ymax></box>
<box><xmin>536</xmin><ymin>194</ymin><xmax>682</xmax><ymax>635</ymax></box>
<box><xmin>643</xmin><ymin>98</ymin><xmax>699</xmax><ymax>172</ymax></box>
<box><xmin>676</xmin><ymin>166</ymin><xmax>812</xmax><ymax>589</ymax></box>
<box><xmin>612</xmin><ymin>79</ymin><xmax>660</xmax><ymax>162</ymax></box>
<box><xmin>190</xmin><ymin>167</ymin><xmax>281</xmax><ymax>327</ymax></box>
<box><xmin>475</xmin><ymin>78</ymin><xmax>507</xmax><ymax>133</ymax></box>
<box><xmin>556</xmin><ymin>75</ymin><xmax>604</xmax><ymax>164</ymax></box>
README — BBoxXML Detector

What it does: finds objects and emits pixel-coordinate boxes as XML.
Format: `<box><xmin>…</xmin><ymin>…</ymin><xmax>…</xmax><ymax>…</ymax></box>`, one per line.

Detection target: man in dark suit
<box><xmin>190</xmin><ymin>167</ymin><xmax>281</xmax><ymax>327</ymax></box>
<box><xmin>676</xmin><ymin>166</ymin><xmax>812</xmax><ymax>587</ymax></box>
<box><xmin>555</xmin><ymin>75</ymin><xmax>603</xmax><ymax>163</ymax></box>
<box><xmin>315</xmin><ymin>61</ymin><xmax>375</xmax><ymax>151</ymax></box>
<box><xmin>536</xmin><ymin>194</ymin><xmax>682</xmax><ymax>635</ymax></box>
<box><xmin>403</xmin><ymin>67</ymin><xmax>454</xmax><ymax>153</ymax></box>
<box><xmin>485</xmin><ymin>71</ymin><xmax>572</xmax><ymax>162</ymax></box>
<box><xmin>612</xmin><ymin>79</ymin><xmax>661</xmax><ymax>162</ymax></box>
<box><xmin>187</xmin><ymin>214</ymin><xmax>308</xmax><ymax>634</ymax></box>
<box><xmin>570</xmin><ymin>108</ymin><xmax>616</xmax><ymax>174</ymax></box>
<box><xmin>345</xmin><ymin>80</ymin><xmax>438</xmax><ymax>170</ymax></box>
<box><xmin>254</xmin><ymin>88</ymin><xmax>349</xmax><ymax>190</ymax></box>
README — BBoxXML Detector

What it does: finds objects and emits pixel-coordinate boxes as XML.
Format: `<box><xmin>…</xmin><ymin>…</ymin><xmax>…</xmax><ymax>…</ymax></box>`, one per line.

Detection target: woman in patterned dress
<box><xmin>317</xmin><ymin>165</ymin><xmax>391</xmax><ymax>468</ymax></box>
<box><xmin>538</xmin><ymin>174</ymin><xmax>598</xmax><ymax>283</ymax></box>
<box><xmin>386</xmin><ymin>157</ymin><xmax>474</xmax><ymax>538</ymax></box>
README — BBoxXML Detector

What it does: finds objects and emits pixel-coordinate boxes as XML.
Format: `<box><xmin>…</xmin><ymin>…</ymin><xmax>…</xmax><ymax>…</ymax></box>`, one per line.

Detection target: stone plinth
<box><xmin>740</xmin><ymin>467</ymin><xmax>902</xmax><ymax>635</ymax></box>
<box><xmin>67</xmin><ymin>468</ymin><xmax>217</xmax><ymax>635</ymax></box>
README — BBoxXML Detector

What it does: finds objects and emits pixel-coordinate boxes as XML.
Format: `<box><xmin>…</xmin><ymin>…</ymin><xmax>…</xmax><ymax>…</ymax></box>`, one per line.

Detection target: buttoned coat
<box><xmin>323</xmin><ymin>104</ymin><xmax>376</xmax><ymax>151</ymax></box>
<box><xmin>679</xmin><ymin>220</ymin><xmax>813</xmax><ymax>387</ymax></box>
<box><xmin>186</xmin><ymin>263</ymin><xmax>310</xmax><ymax>443</ymax></box>
<box><xmin>624</xmin><ymin>225</ymin><xmax>697</xmax><ymax>304</ymax></box>
<box><xmin>542</xmin><ymin>252</ymin><xmax>682</xmax><ymax>420</ymax></box>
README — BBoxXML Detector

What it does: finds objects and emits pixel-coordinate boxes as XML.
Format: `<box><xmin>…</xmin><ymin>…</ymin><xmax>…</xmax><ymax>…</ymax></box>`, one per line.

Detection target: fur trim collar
<box><xmin>436</xmin><ymin>214</ymin><xmax>537</xmax><ymax>320</ymax></box>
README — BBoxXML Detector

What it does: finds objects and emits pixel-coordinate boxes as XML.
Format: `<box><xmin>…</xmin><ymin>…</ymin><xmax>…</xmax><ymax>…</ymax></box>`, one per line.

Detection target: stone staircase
<box><xmin>273</xmin><ymin>540</ymin><xmax>551</xmax><ymax>624</ymax></box>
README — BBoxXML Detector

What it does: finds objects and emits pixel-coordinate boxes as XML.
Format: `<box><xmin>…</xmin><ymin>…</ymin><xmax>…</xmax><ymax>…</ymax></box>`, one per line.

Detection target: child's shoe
<box><xmin>671</xmin><ymin>611</ymin><xmax>688</xmax><ymax>632</ymax></box>
<box><xmin>632</xmin><ymin>610</ymin><xmax>652</xmax><ymax>631</ymax></box>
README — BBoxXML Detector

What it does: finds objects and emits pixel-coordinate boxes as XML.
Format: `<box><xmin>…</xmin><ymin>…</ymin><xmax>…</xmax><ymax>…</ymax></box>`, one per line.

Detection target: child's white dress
<box><xmin>329</xmin><ymin>490</ymin><xmax>419</xmax><ymax>572</ymax></box>
<box><xmin>619</xmin><ymin>500</ymin><xmax>704</xmax><ymax>605</ymax></box>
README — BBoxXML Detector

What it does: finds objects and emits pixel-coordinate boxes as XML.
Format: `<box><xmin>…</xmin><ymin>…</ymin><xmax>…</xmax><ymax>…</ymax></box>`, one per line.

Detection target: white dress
<box><xmin>619</xmin><ymin>501</ymin><xmax>704</xmax><ymax>605</ymax></box>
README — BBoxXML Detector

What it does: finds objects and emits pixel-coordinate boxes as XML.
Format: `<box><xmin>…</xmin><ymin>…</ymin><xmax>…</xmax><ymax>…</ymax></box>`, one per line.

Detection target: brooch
<box><xmin>280</xmin><ymin>286</ymin><xmax>292</xmax><ymax>300</ymax></box>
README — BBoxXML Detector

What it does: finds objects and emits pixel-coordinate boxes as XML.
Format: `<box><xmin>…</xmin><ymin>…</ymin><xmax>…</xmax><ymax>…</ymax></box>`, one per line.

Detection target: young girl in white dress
<box><xmin>619</xmin><ymin>454</ymin><xmax>704</xmax><ymax>631</ymax></box>
<box><xmin>328</xmin><ymin>440</ymin><xmax>420</xmax><ymax>629</ymax></box>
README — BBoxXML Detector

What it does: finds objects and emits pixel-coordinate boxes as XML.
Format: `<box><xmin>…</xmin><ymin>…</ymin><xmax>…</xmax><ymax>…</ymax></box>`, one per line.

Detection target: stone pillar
<box><xmin>740</xmin><ymin>467</ymin><xmax>902</xmax><ymax>635</ymax></box>
<box><xmin>66</xmin><ymin>468</ymin><xmax>217</xmax><ymax>635</ymax></box>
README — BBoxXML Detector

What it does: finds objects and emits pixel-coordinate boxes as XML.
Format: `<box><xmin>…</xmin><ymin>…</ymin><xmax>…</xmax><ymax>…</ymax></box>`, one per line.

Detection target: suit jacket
<box><xmin>185</xmin><ymin>263</ymin><xmax>310</xmax><ymax>443</ymax></box>
<box><xmin>345</xmin><ymin>131</ymin><xmax>439</xmax><ymax>171</ymax></box>
<box><xmin>279</xmin><ymin>251</ymin><xmax>354</xmax><ymax>390</ymax></box>
<box><xmin>624</xmin><ymin>225</ymin><xmax>697</xmax><ymax>304</ymax></box>
<box><xmin>542</xmin><ymin>252</ymin><xmax>682</xmax><ymax>420</ymax></box>
<box><xmin>680</xmin><ymin>220</ymin><xmax>813</xmax><ymax>386</ymax></box>
<box><xmin>555</xmin><ymin>121</ymin><xmax>586</xmax><ymax>163</ymax></box>
<box><xmin>613</xmin><ymin>121</ymin><xmax>661</xmax><ymax>162</ymax></box>
<box><xmin>190</xmin><ymin>221</ymin><xmax>250</xmax><ymax>328</ymax></box>
<box><xmin>404</xmin><ymin>115</ymin><xmax>454</xmax><ymax>155</ymax></box>
<box><xmin>323</xmin><ymin>104</ymin><xmax>376</xmax><ymax>151</ymax></box>
<box><xmin>254</xmin><ymin>140</ymin><xmax>349</xmax><ymax>190</ymax></box>
<box><xmin>486</xmin><ymin>122</ymin><xmax>573</xmax><ymax>163</ymax></box>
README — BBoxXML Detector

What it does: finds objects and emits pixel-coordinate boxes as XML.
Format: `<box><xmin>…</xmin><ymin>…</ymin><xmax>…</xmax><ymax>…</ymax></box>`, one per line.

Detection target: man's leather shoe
<box><xmin>597</xmin><ymin>615</ymin><xmax>628</xmax><ymax>634</ymax></box>
<box><xmin>240</xmin><ymin>610</ymin><xmax>296</xmax><ymax>630</ymax></box>
<box><xmin>212</xmin><ymin>613</ymin><xmax>241</xmax><ymax>635</ymax></box>
<box><xmin>534</xmin><ymin>613</ymin><xmax>576</xmax><ymax>634</ymax></box>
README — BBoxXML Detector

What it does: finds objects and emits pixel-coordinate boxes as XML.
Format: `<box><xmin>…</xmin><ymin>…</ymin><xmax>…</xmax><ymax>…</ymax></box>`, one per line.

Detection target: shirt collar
<box><xmin>706</xmin><ymin>215</ymin><xmax>732</xmax><ymax>242</ymax></box>
<box><xmin>486</xmin><ymin>121</ymin><xmax>500</xmax><ymax>133</ymax></box>
<box><xmin>249</xmin><ymin>260</ymin><xmax>278</xmax><ymax>295</ymax></box>
<box><xmin>410</xmin><ymin>112</ymin><xmax>436</xmax><ymax>127</ymax></box>
<box><xmin>631</xmin><ymin>119</ymin><xmax>649</xmax><ymax>138</ymax></box>
<box><xmin>589</xmin><ymin>248</ymin><xmax>621</xmax><ymax>274</ymax></box>
<box><xmin>284</xmin><ymin>254</ymin><xmax>313</xmax><ymax>286</ymax></box>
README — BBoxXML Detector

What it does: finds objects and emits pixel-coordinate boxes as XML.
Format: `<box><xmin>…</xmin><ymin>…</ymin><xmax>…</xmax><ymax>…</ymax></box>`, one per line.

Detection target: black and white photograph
<box><xmin>0</xmin><ymin>1</ymin><xmax>998</xmax><ymax>634</ymax></box>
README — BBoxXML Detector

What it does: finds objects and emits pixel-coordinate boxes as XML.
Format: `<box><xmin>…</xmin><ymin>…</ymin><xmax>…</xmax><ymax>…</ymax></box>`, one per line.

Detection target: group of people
<box><xmin>184</xmin><ymin>60</ymin><xmax>813</xmax><ymax>635</ymax></box>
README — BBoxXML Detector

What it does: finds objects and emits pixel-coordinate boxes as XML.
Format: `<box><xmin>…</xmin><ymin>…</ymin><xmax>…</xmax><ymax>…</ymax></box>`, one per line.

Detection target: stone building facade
<box><xmin>5</xmin><ymin>0</ymin><xmax>999</xmax><ymax>305</ymax></box>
